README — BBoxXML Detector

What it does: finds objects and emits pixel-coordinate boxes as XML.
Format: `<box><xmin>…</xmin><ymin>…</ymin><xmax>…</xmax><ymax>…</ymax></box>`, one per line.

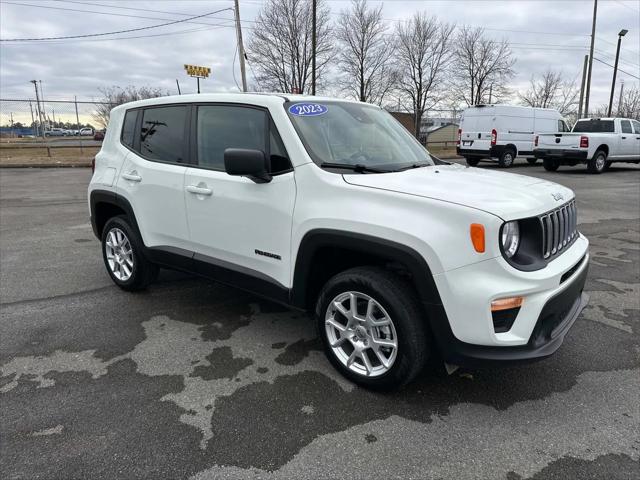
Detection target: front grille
<box><xmin>539</xmin><ymin>200</ymin><xmax>578</xmax><ymax>259</ymax></box>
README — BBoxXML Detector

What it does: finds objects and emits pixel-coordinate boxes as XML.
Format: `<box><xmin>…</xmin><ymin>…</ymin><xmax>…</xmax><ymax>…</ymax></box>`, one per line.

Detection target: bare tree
<box><xmin>617</xmin><ymin>86</ymin><xmax>640</xmax><ymax>120</ymax></box>
<box><xmin>451</xmin><ymin>26</ymin><xmax>515</xmax><ymax>106</ymax></box>
<box><xmin>395</xmin><ymin>13</ymin><xmax>455</xmax><ymax>137</ymax></box>
<box><xmin>519</xmin><ymin>69</ymin><xmax>579</xmax><ymax>117</ymax></box>
<box><xmin>336</xmin><ymin>0</ymin><xmax>397</xmax><ymax>104</ymax></box>
<box><xmin>248</xmin><ymin>0</ymin><xmax>332</xmax><ymax>93</ymax></box>
<box><xmin>93</xmin><ymin>86</ymin><xmax>169</xmax><ymax>128</ymax></box>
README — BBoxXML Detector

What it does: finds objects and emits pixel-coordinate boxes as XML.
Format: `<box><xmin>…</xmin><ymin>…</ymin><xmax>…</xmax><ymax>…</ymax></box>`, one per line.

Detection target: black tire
<box><xmin>498</xmin><ymin>148</ymin><xmax>516</xmax><ymax>168</ymax></box>
<box><xmin>465</xmin><ymin>157</ymin><xmax>480</xmax><ymax>167</ymax></box>
<box><xmin>587</xmin><ymin>149</ymin><xmax>607</xmax><ymax>174</ymax></box>
<box><xmin>101</xmin><ymin>215</ymin><xmax>158</xmax><ymax>291</ymax></box>
<box><xmin>526</xmin><ymin>158</ymin><xmax>537</xmax><ymax>165</ymax></box>
<box><xmin>315</xmin><ymin>266</ymin><xmax>429</xmax><ymax>390</ymax></box>
<box><xmin>543</xmin><ymin>158</ymin><xmax>560</xmax><ymax>171</ymax></box>
<box><xmin>603</xmin><ymin>160</ymin><xmax>613</xmax><ymax>172</ymax></box>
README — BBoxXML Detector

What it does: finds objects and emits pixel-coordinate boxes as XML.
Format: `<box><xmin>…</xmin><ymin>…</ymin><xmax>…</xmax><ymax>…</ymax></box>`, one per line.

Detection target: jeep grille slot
<box><xmin>540</xmin><ymin>200</ymin><xmax>578</xmax><ymax>259</ymax></box>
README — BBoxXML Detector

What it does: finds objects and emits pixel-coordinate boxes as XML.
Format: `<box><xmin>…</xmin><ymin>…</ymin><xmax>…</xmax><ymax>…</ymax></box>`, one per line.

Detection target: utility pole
<box><xmin>39</xmin><ymin>80</ymin><xmax>47</xmax><ymax>129</ymax></box>
<box><xmin>75</xmin><ymin>96</ymin><xmax>83</xmax><ymax>154</ymax></box>
<box><xmin>584</xmin><ymin>0</ymin><xmax>597</xmax><ymax>117</ymax></box>
<box><xmin>311</xmin><ymin>0</ymin><xmax>317</xmax><ymax>95</ymax></box>
<box><xmin>488</xmin><ymin>84</ymin><xmax>493</xmax><ymax>104</ymax></box>
<box><xmin>30</xmin><ymin>80</ymin><xmax>45</xmax><ymax>139</ymax></box>
<box><xmin>234</xmin><ymin>0</ymin><xmax>247</xmax><ymax>92</ymax></box>
<box><xmin>176</xmin><ymin>79</ymin><xmax>182</xmax><ymax>95</ymax></box>
<box><xmin>618</xmin><ymin>79</ymin><xmax>625</xmax><ymax>116</ymax></box>
<box><xmin>29</xmin><ymin>100</ymin><xmax>36</xmax><ymax>137</ymax></box>
<box><xmin>608</xmin><ymin>29</ymin><xmax>628</xmax><ymax>117</ymax></box>
<box><xmin>578</xmin><ymin>54</ymin><xmax>588</xmax><ymax>119</ymax></box>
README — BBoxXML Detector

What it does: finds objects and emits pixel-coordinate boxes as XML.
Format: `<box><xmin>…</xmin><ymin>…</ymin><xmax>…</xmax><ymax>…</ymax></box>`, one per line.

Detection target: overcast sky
<box><xmin>1</xmin><ymin>0</ymin><xmax>639</xmax><ymax>110</ymax></box>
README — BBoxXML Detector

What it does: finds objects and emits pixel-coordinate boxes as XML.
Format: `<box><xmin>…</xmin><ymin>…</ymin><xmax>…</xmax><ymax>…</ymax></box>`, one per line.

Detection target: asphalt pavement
<box><xmin>1</xmin><ymin>159</ymin><xmax>639</xmax><ymax>479</ymax></box>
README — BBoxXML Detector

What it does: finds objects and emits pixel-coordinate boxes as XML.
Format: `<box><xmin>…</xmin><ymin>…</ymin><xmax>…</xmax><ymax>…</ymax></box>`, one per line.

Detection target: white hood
<box><xmin>342</xmin><ymin>163</ymin><xmax>574</xmax><ymax>220</ymax></box>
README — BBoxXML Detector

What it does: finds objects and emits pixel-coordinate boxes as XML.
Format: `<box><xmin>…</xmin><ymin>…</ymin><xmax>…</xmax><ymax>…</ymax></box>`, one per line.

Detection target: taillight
<box><xmin>91</xmin><ymin>157</ymin><xmax>96</xmax><ymax>174</ymax></box>
<box><xmin>491</xmin><ymin>129</ymin><xmax>497</xmax><ymax>146</ymax></box>
<box><xmin>580</xmin><ymin>136</ymin><xmax>589</xmax><ymax>148</ymax></box>
<box><xmin>457</xmin><ymin>128</ymin><xmax>462</xmax><ymax>145</ymax></box>
<box><xmin>534</xmin><ymin>135</ymin><xmax>539</xmax><ymax>147</ymax></box>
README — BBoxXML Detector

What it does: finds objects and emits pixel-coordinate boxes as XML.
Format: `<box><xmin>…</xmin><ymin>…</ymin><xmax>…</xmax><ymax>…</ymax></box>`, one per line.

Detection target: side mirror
<box><xmin>224</xmin><ymin>148</ymin><xmax>271</xmax><ymax>184</ymax></box>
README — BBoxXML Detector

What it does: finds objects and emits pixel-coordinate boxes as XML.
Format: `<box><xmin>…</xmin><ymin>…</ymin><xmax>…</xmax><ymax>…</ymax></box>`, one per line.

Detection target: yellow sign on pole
<box><xmin>184</xmin><ymin>64</ymin><xmax>211</xmax><ymax>78</ymax></box>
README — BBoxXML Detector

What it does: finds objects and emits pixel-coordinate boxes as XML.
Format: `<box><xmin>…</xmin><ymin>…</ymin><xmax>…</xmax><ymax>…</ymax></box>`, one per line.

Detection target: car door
<box><xmin>632</xmin><ymin>120</ymin><xmax>640</xmax><ymax>159</ymax></box>
<box><xmin>619</xmin><ymin>119</ymin><xmax>636</xmax><ymax>158</ymax></box>
<box><xmin>184</xmin><ymin>103</ymin><xmax>296</xmax><ymax>293</ymax></box>
<box><xmin>116</xmin><ymin>104</ymin><xmax>191</xmax><ymax>251</ymax></box>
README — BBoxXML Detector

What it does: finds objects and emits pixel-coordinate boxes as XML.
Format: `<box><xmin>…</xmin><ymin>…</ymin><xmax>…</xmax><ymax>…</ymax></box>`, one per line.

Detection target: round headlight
<box><xmin>501</xmin><ymin>221</ymin><xmax>520</xmax><ymax>258</ymax></box>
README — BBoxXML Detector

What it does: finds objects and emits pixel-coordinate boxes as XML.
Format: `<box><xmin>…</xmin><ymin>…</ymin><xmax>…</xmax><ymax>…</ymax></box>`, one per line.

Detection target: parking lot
<box><xmin>1</xmin><ymin>160</ymin><xmax>638</xmax><ymax>479</ymax></box>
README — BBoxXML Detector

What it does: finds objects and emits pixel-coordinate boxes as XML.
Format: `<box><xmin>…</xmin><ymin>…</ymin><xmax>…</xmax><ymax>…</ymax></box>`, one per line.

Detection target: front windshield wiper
<box><xmin>320</xmin><ymin>162</ymin><xmax>390</xmax><ymax>173</ymax></box>
<box><xmin>394</xmin><ymin>162</ymin><xmax>433</xmax><ymax>172</ymax></box>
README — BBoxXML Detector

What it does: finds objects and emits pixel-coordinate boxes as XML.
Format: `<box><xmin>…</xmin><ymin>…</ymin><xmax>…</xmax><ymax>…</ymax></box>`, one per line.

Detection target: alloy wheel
<box><xmin>324</xmin><ymin>291</ymin><xmax>398</xmax><ymax>377</ymax></box>
<box><xmin>105</xmin><ymin>227</ymin><xmax>134</xmax><ymax>281</ymax></box>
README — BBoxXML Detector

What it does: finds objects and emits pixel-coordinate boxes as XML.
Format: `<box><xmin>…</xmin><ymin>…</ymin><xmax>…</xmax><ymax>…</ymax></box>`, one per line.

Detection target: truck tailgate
<box><xmin>537</xmin><ymin>133</ymin><xmax>581</xmax><ymax>149</ymax></box>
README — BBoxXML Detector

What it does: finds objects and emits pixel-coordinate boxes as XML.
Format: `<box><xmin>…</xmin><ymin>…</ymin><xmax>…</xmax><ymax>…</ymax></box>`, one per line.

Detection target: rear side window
<box><xmin>139</xmin><ymin>106</ymin><xmax>188</xmax><ymax>163</ymax></box>
<box><xmin>620</xmin><ymin>120</ymin><xmax>632</xmax><ymax>134</ymax></box>
<box><xmin>572</xmin><ymin>119</ymin><xmax>614</xmax><ymax>133</ymax></box>
<box><xmin>121</xmin><ymin>110</ymin><xmax>137</xmax><ymax>148</ymax></box>
<box><xmin>632</xmin><ymin>120</ymin><xmax>640</xmax><ymax>134</ymax></box>
<box><xmin>196</xmin><ymin>105</ymin><xmax>267</xmax><ymax>170</ymax></box>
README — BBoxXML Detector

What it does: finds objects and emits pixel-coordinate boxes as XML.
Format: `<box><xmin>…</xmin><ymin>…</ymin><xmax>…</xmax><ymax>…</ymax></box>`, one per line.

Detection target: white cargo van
<box><xmin>457</xmin><ymin>105</ymin><xmax>569</xmax><ymax>167</ymax></box>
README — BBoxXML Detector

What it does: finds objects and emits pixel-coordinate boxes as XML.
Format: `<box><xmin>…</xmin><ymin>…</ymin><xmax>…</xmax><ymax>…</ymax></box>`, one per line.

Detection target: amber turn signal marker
<box><xmin>470</xmin><ymin>223</ymin><xmax>485</xmax><ymax>253</ymax></box>
<box><xmin>491</xmin><ymin>296</ymin><xmax>524</xmax><ymax>312</ymax></box>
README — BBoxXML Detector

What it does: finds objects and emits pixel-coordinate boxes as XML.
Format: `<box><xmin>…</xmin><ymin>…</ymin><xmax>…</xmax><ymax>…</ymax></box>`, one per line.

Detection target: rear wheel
<box><xmin>498</xmin><ymin>148</ymin><xmax>516</xmax><ymax>168</ymax></box>
<box><xmin>603</xmin><ymin>160</ymin><xmax>613</xmax><ymax>172</ymax></box>
<box><xmin>465</xmin><ymin>157</ymin><xmax>480</xmax><ymax>167</ymax></box>
<box><xmin>526</xmin><ymin>158</ymin><xmax>538</xmax><ymax>165</ymax></box>
<box><xmin>102</xmin><ymin>216</ymin><xmax>158</xmax><ymax>291</ymax></box>
<box><xmin>543</xmin><ymin>158</ymin><xmax>560</xmax><ymax>171</ymax></box>
<box><xmin>587</xmin><ymin>150</ymin><xmax>607</xmax><ymax>174</ymax></box>
<box><xmin>315</xmin><ymin>267</ymin><xmax>429</xmax><ymax>390</ymax></box>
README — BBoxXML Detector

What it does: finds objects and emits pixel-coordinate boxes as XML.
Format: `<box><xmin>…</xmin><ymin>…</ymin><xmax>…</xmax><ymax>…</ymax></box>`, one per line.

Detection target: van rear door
<box><xmin>459</xmin><ymin>108</ymin><xmax>492</xmax><ymax>154</ymax></box>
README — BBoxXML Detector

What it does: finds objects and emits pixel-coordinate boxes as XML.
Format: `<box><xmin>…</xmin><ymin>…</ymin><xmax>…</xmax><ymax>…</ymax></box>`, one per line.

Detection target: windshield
<box><xmin>285</xmin><ymin>101</ymin><xmax>434</xmax><ymax>171</ymax></box>
<box><xmin>572</xmin><ymin>119</ymin><xmax>615</xmax><ymax>133</ymax></box>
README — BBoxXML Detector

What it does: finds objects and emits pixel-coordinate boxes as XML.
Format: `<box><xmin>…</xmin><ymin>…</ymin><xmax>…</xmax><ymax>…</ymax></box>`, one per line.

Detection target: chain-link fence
<box><xmin>0</xmin><ymin>98</ymin><xmax>114</xmax><ymax>140</ymax></box>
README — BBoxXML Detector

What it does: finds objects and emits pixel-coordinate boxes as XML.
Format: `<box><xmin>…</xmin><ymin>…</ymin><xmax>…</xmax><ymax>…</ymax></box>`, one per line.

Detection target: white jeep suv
<box><xmin>89</xmin><ymin>94</ymin><xmax>590</xmax><ymax>389</ymax></box>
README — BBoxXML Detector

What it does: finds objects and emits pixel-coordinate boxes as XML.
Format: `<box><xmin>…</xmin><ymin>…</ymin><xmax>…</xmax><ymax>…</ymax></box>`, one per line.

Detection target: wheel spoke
<box><xmin>360</xmin><ymin>350</ymin><xmax>373</xmax><ymax>375</ymax></box>
<box><xmin>372</xmin><ymin>337</ymin><xmax>397</xmax><ymax>349</ymax></box>
<box><xmin>326</xmin><ymin>317</ymin><xmax>346</xmax><ymax>332</ymax></box>
<box><xmin>333</xmin><ymin>301</ymin><xmax>350</xmax><ymax>319</ymax></box>
<box><xmin>368</xmin><ymin>316</ymin><xmax>391</xmax><ymax>327</ymax></box>
<box><xmin>329</xmin><ymin>337</ymin><xmax>346</xmax><ymax>348</ymax></box>
<box><xmin>346</xmin><ymin>350</ymin><xmax>357</xmax><ymax>368</ymax></box>
<box><xmin>374</xmin><ymin>348</ymin><xmax>390</xmax><ymax>368</ymax></box>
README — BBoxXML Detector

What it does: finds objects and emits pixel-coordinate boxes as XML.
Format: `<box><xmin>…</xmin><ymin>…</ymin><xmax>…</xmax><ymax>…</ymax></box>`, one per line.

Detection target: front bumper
<box><xmin>534</xmin><ymin>149</ymin><xmax>589</xmax><ymax>162</ymax></box>
<box><xmin>429</xmin><ymin>236</ymin><xmax>590</xmax><ymax>367</ymax></box>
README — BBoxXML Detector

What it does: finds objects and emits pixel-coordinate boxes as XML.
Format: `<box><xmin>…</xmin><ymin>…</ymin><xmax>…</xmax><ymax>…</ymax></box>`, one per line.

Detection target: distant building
<box><xmin>389</xmin><ymin>112</ymin><xmax>416</xmax><ymax>134</ymax></box>
<box><xmin>420</xmin><ymin>123</ymin><xmax>459</xmax><ymax>146</ymax></box>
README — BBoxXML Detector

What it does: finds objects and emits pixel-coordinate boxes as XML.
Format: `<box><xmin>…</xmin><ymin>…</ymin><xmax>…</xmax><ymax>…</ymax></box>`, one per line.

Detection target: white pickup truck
<box><xmin>533</xmin><ymin>117</ymin><xmax>640</xmax><ymax>174</ymax></box>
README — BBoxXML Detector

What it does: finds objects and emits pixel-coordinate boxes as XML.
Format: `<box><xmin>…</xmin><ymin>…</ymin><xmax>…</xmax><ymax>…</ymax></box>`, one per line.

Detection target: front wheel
<box><xmin>498</xmin><ymin>148</ymin><xmax>516</xmax><ymax>168</ymax></box>
<box><xmin>102</xmin><ymin>216</ymin><xmax>158</xmax><ymax>291</ymax></box>
<box><xmin>587</xmin><ymin>150</ymin><xmax>607</xmax><ymax>174</ymax></box>
<box><xmin>315</xmin><ymin>267</ymin><xmax>429</xmax><ymax>390</ymax></box>
<box><xmin>543</xmin><ymin>158</ymin><xmax>560</xmax><ymax>171</ymax></box>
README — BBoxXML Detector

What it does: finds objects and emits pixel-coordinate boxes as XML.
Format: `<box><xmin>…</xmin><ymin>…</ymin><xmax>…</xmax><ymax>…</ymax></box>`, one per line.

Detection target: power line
<box><xmin>0</xmin><ymin>4</ymin><xmax>234</xmax><ymax>41</ymax></box>
<box><xmin>593</xmin><ymin>57</ymin><xmax>640</xmax><ymax>80</ymax></box>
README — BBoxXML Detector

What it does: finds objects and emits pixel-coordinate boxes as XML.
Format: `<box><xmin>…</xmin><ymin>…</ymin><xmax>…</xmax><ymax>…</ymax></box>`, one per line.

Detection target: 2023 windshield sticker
<box><xmin>288</xmin><ymin>103</ymin><xmax>328</xmax><ymax>117</ymax></box>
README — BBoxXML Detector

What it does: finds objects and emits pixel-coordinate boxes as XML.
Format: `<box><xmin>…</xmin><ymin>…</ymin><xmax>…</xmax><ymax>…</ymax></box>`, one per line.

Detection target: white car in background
<box><xmin>79</xmin><ymin>128</ymin><xmax>94</xmax><ymax>136</ymax></box>
<box><xmin>457</xmin><ymin>105</ymin><xmax>568</xmax><ymax>168</ymax></box>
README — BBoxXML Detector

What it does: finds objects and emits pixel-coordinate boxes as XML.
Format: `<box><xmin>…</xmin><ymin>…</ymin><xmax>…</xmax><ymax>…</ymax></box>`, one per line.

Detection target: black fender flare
<box><xmin>290</xmin><ymin>229</ymin><xmax>444</xmax><ymax>309</ymax></box>
<box><xmin>89</xmin><ymin>189</ymin><xmax>142</xmax><ymax>241</ymax></box>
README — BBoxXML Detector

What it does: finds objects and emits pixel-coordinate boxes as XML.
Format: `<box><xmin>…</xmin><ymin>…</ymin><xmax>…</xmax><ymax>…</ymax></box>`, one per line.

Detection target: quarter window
<box><xmin>620</xmin><ymin>120</ymin><xmax>632</xmax><ymax>134</ymax></box>
<box><xmin>121</xmin><ymin>110</ymin><xmax>137</xmax><ymax>148</ymax></box>
<box><xmin>632</xmin><ymin>120</ymin><xmax>640</xmax><ymax>134</ymax></box>
<box><xmin>139</xmin><ymin>106</ymin><xmax>188</xmax><ymax>163</ymax></box>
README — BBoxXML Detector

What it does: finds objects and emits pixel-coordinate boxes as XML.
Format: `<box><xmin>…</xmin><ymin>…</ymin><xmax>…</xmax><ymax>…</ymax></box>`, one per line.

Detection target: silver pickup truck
<box><xmin>533</xmin><ymin>117</ymin><xmax>640</xmax><ymax>174</ymax></box>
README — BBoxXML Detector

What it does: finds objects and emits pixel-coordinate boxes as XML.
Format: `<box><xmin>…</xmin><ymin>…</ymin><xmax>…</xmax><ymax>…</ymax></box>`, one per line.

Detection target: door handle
<box><xmin>186</xmin><ymin>184</ymin><xmax>213</xmax><ymax>196</ymax></box>
<box><xmin>122</xmin><ymin>171</ymin><xmax>142</xmax><ymax>182</ymax></box>
<box><xmin>621</xmin><ymin>136</ymin><xmax>627</xmax><ymax>139</ymax></box>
